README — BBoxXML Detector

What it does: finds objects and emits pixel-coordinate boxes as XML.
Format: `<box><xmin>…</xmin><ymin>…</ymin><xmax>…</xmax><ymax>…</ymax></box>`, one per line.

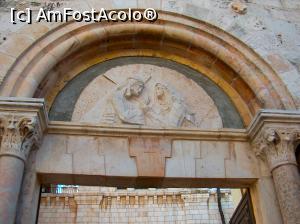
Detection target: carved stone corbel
<box><xmin>0</xmin><ymin>115</ymin><xmax>42</xmax><ymax>162</ymax></box>
<box><xmin>252</xmin><ymin>128</ymin><xmax>298</xmax><ymax>171</ymax></box>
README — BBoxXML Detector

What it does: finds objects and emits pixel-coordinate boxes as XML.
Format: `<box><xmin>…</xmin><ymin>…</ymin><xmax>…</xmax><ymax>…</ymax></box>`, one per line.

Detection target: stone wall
<box><xmin>38</xmin><ymin>187</ymin><xmax>236</xmax><ymax>224</ymax></box>
<box><xmin>0</xmin><ymin>0</ymin><xmax>299</xmax><ymax>108</ymax></box>
<box><xmin>0</xmin><ymin>1</ymin><xmax>299</xmax><ymax>224</ymax></box>
<box><xmin>36</xmin><ymin>135</ymin><xmax>257</xmax><ymax>184</ymax></box>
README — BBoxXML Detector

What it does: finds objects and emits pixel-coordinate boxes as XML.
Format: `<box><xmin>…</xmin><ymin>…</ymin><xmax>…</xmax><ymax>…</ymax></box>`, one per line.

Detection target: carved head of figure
<box><xmin>155</xmin><ymin>83</ymin><xmax>167</xmax><ymax>99</ymax></box>
<box><xmin>122</xmin><ymin>77</ymin><xmax>145</xmax><ymax>98</ymax></box>
<box><xmin>264</xmin><ymin>128</ymin><xmax>280</xmax><ymax>145</ymax></box>
<box><xmin>154</xmin><ymin>83</ymin><xmax>173</xmax><ymax>112</ymax></box>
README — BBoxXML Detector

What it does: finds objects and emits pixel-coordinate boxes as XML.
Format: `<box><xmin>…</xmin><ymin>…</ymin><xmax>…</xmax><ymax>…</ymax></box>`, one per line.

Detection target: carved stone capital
<box><xmin>0</xmin><ymin>115</ymin><xmax>42</xmax><ymax>162</ymax></box>
<box><xmin>253</xmin><ymin>128</ymin><xmax>299</xmax><ymax>171</ymax></box>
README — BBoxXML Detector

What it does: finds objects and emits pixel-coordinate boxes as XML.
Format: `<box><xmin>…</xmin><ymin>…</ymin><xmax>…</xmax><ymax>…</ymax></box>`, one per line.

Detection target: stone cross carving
<box><xmin>0</xmin><ymin>115</ymin><xmax>41</xmax><ymax>162</ymax></box>
<box><xmin>129</xmin><ymin>137</ymin><xmax>172</xmax><ymax>177</ymax></box>
<box><xmin>101</xmin><ymin>77</ymin><xmax>195</xmax><ymax>128</ymax></box>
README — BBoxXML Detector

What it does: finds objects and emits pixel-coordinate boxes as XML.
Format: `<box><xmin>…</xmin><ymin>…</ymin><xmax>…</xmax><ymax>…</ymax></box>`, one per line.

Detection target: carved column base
<box><xmin>272</xmin><ymin>164</ymin><xmax>300</xmax><ymax>224</ymax></box>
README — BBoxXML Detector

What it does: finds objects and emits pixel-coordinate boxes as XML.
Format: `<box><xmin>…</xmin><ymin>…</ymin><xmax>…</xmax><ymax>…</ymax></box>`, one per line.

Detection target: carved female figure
<box><xmin>147</xmin><ymin>83</ymin><xmax>195</xmax><ymax>127</ymax></box>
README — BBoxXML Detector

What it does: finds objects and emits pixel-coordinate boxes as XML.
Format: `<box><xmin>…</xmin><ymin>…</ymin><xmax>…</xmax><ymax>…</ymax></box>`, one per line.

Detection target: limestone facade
<box><xmin>0</xmin><ymin>0</ymin><xmax>300</xmax><ymax>111</ymax></box>
<box><xmin>38</xmin><ymin>187</ymin><xmax>235</xmax><ymax>224</ymax></box>
<box><xmin>0</xmin><ymin>98</ymin><xmax>298</xmax><ymax>224</ymax></box>
<box><xmin>0</xmin><ymin>0</ymin><xmax>299</xmax><ymax>223</ymax></box>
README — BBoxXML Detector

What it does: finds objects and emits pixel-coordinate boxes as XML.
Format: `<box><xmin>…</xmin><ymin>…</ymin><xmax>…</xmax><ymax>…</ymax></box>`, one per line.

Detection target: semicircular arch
<box><xmin>0</xmin><ymin>11</ymin><xmax>296</xmax><ymax>126</ymax></box>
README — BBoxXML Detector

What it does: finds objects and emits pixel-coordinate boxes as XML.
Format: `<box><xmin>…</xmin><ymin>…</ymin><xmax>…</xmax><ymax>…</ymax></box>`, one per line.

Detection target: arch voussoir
<box><xmin>0</xmin><ymin>11</ymin><xmax>296</xmax><ymax>127</ymax></box>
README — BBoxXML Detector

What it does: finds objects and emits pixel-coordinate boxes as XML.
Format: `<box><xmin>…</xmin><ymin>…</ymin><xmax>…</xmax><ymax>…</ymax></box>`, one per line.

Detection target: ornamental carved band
<box><xmin>253</xmin><ymin>128</ymin><xmax>299</xmax><ymax>171</ymax></box>
<box><xmin>0</xmin><ymin>115</ymin><xmax>41</xmax><ymax>162</ymax></box>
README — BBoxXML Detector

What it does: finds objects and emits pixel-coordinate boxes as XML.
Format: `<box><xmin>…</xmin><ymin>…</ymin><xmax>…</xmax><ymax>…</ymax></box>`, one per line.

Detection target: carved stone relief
<box><xmin>101</xmin><ymin>77</ymin><xmax>196</xmax><ymax>127</ymax></box>
<box><xmin>72</xmin><ymin>64</ymin><xmax>222</xmax><ymax>129</ymax></box>
<box><xmin>252</xmin><ymin>127</ymin><xmax>299</xmax><ymax>171</ymax></box>
<box><xmin>102</xmin><ymin>77</ymin><xmax>147</xmax><ymax>125</ymax></box>
<box><xmin>0</xmin><ymin>114</ymin><xmax>41</xmax><ymax>161</ymax></box>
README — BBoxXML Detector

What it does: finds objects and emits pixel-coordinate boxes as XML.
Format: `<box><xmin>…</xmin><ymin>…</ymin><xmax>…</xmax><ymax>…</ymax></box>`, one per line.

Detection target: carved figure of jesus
<box><xmin>102</xmin><ymin>77</ymin><xmax>149</xmax><ymax>125</ymax></box>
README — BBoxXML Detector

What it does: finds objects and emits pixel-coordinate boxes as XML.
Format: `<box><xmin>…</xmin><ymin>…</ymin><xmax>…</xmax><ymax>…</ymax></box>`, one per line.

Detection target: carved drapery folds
<box><xmin>253</xmin><ymin>128</ymin><xmax>299</xmax><ymax>171</ymax></box>
<box><xmin>99</xmin><ymin>76</ymin><xmax>196</xmax><ymax>128</ymax></box>
<box><xmin>0</xmin><ymin>115</ymin><xmax>41</xmax><ymax>162</ymax></box>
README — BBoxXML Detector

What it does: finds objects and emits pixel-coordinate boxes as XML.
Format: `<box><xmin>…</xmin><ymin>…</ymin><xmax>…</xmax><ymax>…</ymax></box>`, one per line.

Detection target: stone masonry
<box><xmin>38</xmin><ymin>187</ymin><xmax>236</xmax><ymax>224</ymax></box>
<box><xmin>0</xmin><ymin>0</ymin><xmax>300</xmax><ymax>223</ymax></box>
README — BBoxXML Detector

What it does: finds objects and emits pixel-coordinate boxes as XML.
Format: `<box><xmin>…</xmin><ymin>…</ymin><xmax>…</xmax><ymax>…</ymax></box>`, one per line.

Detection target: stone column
<box><xmin>253</xmin><ymin>128</ymin><xmax>300</xmax><ymax>224</ymax></box>
<box><xmin>0</xmin><ymin>115</ymin><xmax>41</xmax><ymax>224</ymax></box>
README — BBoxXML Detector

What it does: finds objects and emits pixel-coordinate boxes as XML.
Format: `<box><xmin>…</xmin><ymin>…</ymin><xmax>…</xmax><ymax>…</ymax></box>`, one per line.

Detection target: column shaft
<box><xmin>0</xmin><ymin>100</ymin><xmax>45</xmax><ymax>224</ymax></box>
<box><xmin>252</xmin><ymin>127</ymin><xmax>300</xmax><ymax>224</ymax></box>
<box><xmin>272</xmin><ymin>164</ymin><xmax>300</xmax><ymax>224</ymax></box>
<box><xmin>16</xmin><ymin>150</ymin><xmax>41</xmax><ymax>224</ymax></box>
<box><xmin>0</xmin><ymin>156</ymin><xmax>24</xmax><ymax>224</ymax></box>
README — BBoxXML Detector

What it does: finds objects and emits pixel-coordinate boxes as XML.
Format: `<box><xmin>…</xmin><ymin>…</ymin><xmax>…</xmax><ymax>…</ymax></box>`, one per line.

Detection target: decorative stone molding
<box><xmin>0</xmin><ymin>114</ymin><xmax>42</xmax><ymax>162</ymax></box>
<box><xmin>249</xmin><ymin>110</ymin><xmax>300</xmax><ymax>170</ymax></box>
<box><xmin>48</xmin><ymin>121</ymin><xmax>248</xmax><ymax>141</ymax></box>
<box><xmin>252</xmin><ymin>128</ymin><xmax>299</xmax><ymax>171</ymax></box>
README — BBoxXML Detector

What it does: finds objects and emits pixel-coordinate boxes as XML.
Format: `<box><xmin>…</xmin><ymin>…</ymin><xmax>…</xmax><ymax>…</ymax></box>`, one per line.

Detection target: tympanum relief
<box><xmin>72</xmin><ymin>64</ymin><xmax>222</xmax><ymax>129</ymax></box>
<box><xmin>101</xmin><ymin>77</ymin><xmax>195</xmax><ymax>127</ymax></box>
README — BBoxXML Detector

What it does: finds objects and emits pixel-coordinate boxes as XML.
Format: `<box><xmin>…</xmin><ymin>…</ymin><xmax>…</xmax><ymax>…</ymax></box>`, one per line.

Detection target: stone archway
<box><xmin>0</xmin><ymin>10</ymin><xmax>299</xmax><ymax>224</ymax></box>
<box><xmin>0</xmin><ymin>12</ymin><xmax>297</xmax><ymax>119</ymax></box>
